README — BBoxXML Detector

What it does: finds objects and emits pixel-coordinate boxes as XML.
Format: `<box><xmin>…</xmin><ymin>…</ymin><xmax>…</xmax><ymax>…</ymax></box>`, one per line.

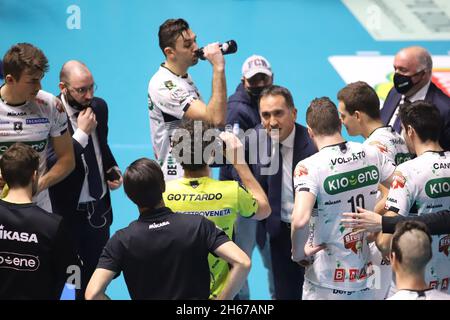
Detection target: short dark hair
<box><xmin>306</xmin><ymin>97</ymin><xmax>341</xmax><ymax>135</ymax></box>
<box><xmin>123</xmin><ymin>158</ymin><xmax>166</xmax><ymax>209</ymax></box>
<box><xmin>337</xmin><ymin>81</ymin><xmax>380</xmax><ymax>119</ymax></box>
<box><xmin>172</xmin><ymin>120</ymin><xmax>214</xmax><ymax>172</ymax></box>
<box><xmin>2</xmin><ymin>43</ymin><xmax>49</xmax><ymax>81</ymax></box>
<box><xmin>399</xmin><ymin>100</ymin><xmax>442</xmax><ymax>142</ymax></box>
<box><xmin>259</xmin><ymin>85</ymin><xmax>295</xmax><ymax>109</ymax></box>
<box><xmin>391</xmin><ymin>221</ymin><xmax>432</xmax><ymax>272</ymax></box>
<box><xmin>0</xmin><ymin>143</ymin><xmax>39</xmax><ymax>188</ymax></box>
<box><xmin>158</xmin><ymin>18</ymin><xmax>190</xmax><ymax>55</ymax></box>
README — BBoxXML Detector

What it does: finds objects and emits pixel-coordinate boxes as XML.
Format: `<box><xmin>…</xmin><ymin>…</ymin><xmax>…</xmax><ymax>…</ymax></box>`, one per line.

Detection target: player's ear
<box><xmin>307</xmin><ymin>126</ymin><xmax>313</xmax><ymax>139</ymax></box>
<box><xmin>164</xmin><ymin>46</ymin><xmax>175</xmax><ymax>58</ymax></box>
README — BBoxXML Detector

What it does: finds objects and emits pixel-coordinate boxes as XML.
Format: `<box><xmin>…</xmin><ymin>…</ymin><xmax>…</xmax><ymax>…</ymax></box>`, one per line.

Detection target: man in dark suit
<box><xmin>250</xmin><ymin>85</ymin><xmax>317</xmax><ymax>299</ymax></box>
<box><xmin>381</xmin><ymin>46</ymin><xmax>450</xmax><ymax>150</ymax></box>
<box><xmin>47</xmin><ymin>60</ymin><xmax>122</xmax><ymax>299</ymax></box>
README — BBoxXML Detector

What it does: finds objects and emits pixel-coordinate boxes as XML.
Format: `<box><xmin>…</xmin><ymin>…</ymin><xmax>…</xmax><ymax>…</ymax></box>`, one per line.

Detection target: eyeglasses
<box><xmin>65</xmin><ymin>83</ymin><xmax>97</xmax><ymax>95</ymax></box>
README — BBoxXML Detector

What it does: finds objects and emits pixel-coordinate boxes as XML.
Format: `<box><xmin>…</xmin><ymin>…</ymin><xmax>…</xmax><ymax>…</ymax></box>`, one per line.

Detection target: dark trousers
<box><xmin>269</xmin><ymin>221</ymin><xmax>304</xmax><ymax>300</ymax></box>
<box><xmin>70</xmin><ymin>195</ymin><xmax>112</xmax><ymax>300</ymax></box>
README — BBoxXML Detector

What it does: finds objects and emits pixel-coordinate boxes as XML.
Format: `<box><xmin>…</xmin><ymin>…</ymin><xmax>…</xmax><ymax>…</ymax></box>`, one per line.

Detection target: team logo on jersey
<box><xmin>369</xmin><ymin>141</ymin><xmax>388</xmax><ymax>154</ymax></box>
<box><xmin>13</xmin><ymin>121</ymin><xmax>23</xmax><ymax>133</ymax></box>
<box><xmin>442</xmin><ymin>278</ymin><xmax>449</xmax><ymax>291</ymax></box>
<box><xmin>343</xmin><ymin>232</ymin><xmax>364</xmax><ymax>254</ymax></box>
<box><xmin>333</xmin><ymin>268</ymin><xmax>345</xmax><ymax>282</ymax></box>
<box><xmin>391</xmin><ymin>171</ymin><xmax>406</xmax><ymax>189</ymax></box>
<box><xmin>34</xmin><ymin>97</ymin><xmax>47</xmax><ymax>106</ymax></box>
<box><xmin>323</xmin><ymin>166</ymin><xmax>379</xmax><ymax>195</ymax></box>
<box><xmin>294</xmin><ymin>164</ymin><xmax>308</xmax><ymax>177</ymax></box>
<box><xmin>0</xmin><ymin>139</ymin><xmax>47</xmax><ymax>155</ymax></box>
<box><xmin>425</xmin><ymin>177</ymin><xmax>450</xmax><ymax>198</ymax></box>
<box><xmin>0</xmin><ymin>252</ymin><xmax>40</xmax><ymax>271</ymax></box>
<box><xmin>148</xmin><ymin>94</ymin><xmax>155</xmax><ymax>111</ymax></box>
<box><xmin>429</xmin><ymin>280</ymin><xmax>439</xmax><ymax>289</ymax></box>
<box><xmin>26</xmin><ymin>117</ymin><xmax>49</xmax><ymax>125</ymax></box>
<box><xmin>439</xmin><ymin>235</ymin><xmax>450</xmax><ymax>256</ymax></box>
<box><xmin>170</xmin><ymin>88</ymin><xmax>189</xmax><ymax>103</ymax></box>
<box><xmin>55</xmin><ymin>98</ymin><xmax>65</xmax><ymax>113</ymax></box>
<box><xmin>164</xmin><ymin>80</ymin><xmax>176</xmax><ymax>90</ymax></box>
<box><xmin>395</xmin><ymin>153</ymin><xmax>412</xmax><ymax>165</ymax></box>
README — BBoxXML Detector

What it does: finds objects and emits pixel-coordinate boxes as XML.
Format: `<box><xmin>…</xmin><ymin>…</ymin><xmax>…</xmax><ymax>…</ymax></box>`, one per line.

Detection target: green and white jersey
<box><xmin>363</xmin><ymin>126</ymin><xmax>411</xmax><ymax>299</ymax></box>
<box><xmin>364</xmin><ymin>126</ymin><xmax>412</xmax><ymax>165</ymax></box>
<box><xmin>0</xmin><ymin>90</ymin><xmax>68</xmax><ymax>211</ymax></box>
<box><xmin>148</xmin><ymin>65</ymin><xmax>202</xmax><ymax>181</ymax></box>
<box><xmin>294</xmin><ymin>141</ymin><xmax>395</xmax><ymax>291</ymax></box>
<box><xmin>163</xmin><ymin>176</ymin><xmax>257</xmax><ymax>299</ymax></box>
<box><xmin>385</xmin><ymin>151</ymin><xmax>450</xmax><ymax>293</ymax></box>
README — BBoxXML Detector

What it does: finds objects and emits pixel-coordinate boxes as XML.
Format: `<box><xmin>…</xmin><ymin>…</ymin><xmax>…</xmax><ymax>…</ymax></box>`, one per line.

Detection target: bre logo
<box><xmin>324</xmin><ymin>166</ymin><xmax>379</xmax><ymax>195</ymax></box>
<box><xmin>438</xmin><ymin>235</ymin><xmax>450</xmax><ymax>256</ymax></box>
<box><xmin>294</xmin><ymin>164</ymin><xmax>308</xmax><ymax>177</ymax></box>
<box><xmin>391</xmin><ymin>171</ymin><xmax>406</xmax><ymax>189</ymax></box>
<box><xmin>343</xmin><ymin>232</ymin><xmax>364</xmax><ymax>254</ymax></box>
<box><xmin>334</xmin><ymin>268</ymin><xmax>345</xmax><ymax>282</ymax></box>
<box><xmin>425</xmin><ymin>178</ymin><xmax>450</xmax><ymax>198</ymax></box>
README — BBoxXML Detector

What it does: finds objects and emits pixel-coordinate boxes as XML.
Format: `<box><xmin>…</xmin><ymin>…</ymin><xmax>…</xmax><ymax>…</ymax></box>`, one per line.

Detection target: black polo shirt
<box><xmin>0</xmin><ymin>199</ymin><xmax>79</xmax><ymax>299</ymax></box>
<box><xmin>97</xmin><ymin>206</ymin><xmax>230</xmax><ymax>299</ymax></box>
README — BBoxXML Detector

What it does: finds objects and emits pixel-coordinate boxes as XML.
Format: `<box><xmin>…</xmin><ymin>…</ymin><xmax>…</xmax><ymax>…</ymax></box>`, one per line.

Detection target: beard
<box><xmin>65</xmin><ymin>91</ymin><xmax>91</xmax><ymax>111</ymax></box>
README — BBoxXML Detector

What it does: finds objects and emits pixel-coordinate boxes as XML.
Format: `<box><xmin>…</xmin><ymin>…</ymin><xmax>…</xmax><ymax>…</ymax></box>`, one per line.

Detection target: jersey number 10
<box><xmin>347</xmin><ymin>194</ymin><xmax>365</xmax><ymax>212</ymax></box>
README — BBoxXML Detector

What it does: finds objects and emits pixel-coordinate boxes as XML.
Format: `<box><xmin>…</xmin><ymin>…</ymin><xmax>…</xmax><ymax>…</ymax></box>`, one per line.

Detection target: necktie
<box><xmin>83</xmin><ymin>129</ymin><xmax>103</xmax><ymax>200</ymax></box>
<box><xmin>393</xmin><ymin>98</ymin><xmax>411</xmax><ymax>133</ymax></box>
<box><xmin>73</xmin><ymin>111</ymin><xmax>103</xmax><ymax>200</ymax></box>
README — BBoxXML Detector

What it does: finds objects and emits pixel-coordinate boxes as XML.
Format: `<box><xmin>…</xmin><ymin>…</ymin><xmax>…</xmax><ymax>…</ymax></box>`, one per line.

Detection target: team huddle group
<box><xmin>0</xmin><ymin>18</ymin><xmax>450</xmax><ymax>300</ymax></box>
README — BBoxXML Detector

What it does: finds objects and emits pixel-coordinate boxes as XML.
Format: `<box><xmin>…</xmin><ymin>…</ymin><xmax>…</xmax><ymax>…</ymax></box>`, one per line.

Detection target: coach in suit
<box><xmin>47</xmin><ymin>60</ymin><xmax>122</xmax><ymax>299</ymax></box>
<box><xmin>381</xmin><ymin>46</ymin><xmax>450</xmax><ymax>150</ymax></box>
<box><xmin>250</xmin><ymin>85</ymin><xmax>317</xmax><ymax>299</ymax></box>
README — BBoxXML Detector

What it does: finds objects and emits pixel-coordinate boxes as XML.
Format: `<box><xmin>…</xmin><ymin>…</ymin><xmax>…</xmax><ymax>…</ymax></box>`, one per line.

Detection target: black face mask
<box><xmin>393</xmin><ymin>70</ymin><xmax>424</xmax><ymax>95</ymax></box>
<box><xmin>65</xmin><ymin>91</ymin><xmax>90</xmax><ymax>111</ymax></box>
<box><xmin>247</xmin><ymin>86</ymin><xmax>265</xmax><ymax>97</ymax></box>
<box><xmin>246</xmin><ymin>86</ymin><xmax>266</xmax><ymax>105</ymax></box>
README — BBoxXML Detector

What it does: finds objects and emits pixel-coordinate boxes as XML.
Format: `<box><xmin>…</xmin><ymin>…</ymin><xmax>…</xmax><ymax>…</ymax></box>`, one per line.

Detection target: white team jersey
<box><xmin>294</xmin><ymin>141</ymin><xmax>395</xmax><ymax>291</ymax></box>
<box><xmin>388</xmin><ymin>288</ymin><xmax>450</xmax><ymax>300</ymax></box>
<box><xmin>0</xmin><ymin>90</ymin><xmax>68</xmax><ymax>211</ymax></box>
<box><xmin>364</xmin><ymin>126</ymin><xmax>411</xmax><ymax>165</ymax></box>
<box><xmin>385</xmin><ymin>151</ymin><xmax>450</xmax><ymax>293</ymax></box>
<box><xmin>363</xmin><ymin>126</ymin><xmax>410</xmax><ymax>299</ymax></box>
<box><xmin>368</xmin><ymin>242</ymin><xmax>392</xmax><ymax>299</ymax></box>
<box><xmin>148</xmin><ymin>65</ymin><xmax>202</xmax><ymax>181</ymax></box>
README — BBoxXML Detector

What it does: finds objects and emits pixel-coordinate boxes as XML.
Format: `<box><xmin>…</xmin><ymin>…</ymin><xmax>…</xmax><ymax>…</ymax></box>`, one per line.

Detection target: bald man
<box><xmin>388</xmin><ymin>221</ymin><xmax>450</xmax><ymax>300</ymax></box>
<box><xmin>381</xmin><ymin>46</ymin><xmax>450</xmax><ymax>150</ymax></box>
<box><xmin>47</xmin><ymin>60</ymin><xmax>122</xmax><ymax>299</ymax></box>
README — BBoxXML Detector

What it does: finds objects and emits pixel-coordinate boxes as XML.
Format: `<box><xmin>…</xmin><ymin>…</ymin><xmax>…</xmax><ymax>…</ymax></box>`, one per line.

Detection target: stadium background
<box><xmin>1</xmin><ymin>0</ymin><xmax>449</xmax><ymax>299</ymax></box>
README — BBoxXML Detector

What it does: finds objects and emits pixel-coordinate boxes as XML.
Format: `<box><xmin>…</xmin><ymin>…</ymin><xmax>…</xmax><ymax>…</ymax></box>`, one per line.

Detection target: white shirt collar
<box><xmin>281</xmin><ymin>126</ymin><xmax>296</xmax><ymax>148</ymax></box>
<box><xmin>408</xmin><ymin>80</ymin><xmax>431</xmax><ymax>102</ymax></box>
<box><xmin>61</xmin><ymin>94</ymin><xmax>78</xmax><ymax>118</ymax></box>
